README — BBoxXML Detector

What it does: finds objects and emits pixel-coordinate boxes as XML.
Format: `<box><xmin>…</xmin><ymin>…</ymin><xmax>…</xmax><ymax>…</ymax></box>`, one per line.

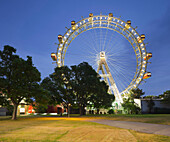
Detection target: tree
<box><xmin>160</xmin><ymin>90</ymin><xmax>170</xmax><ymax>104</ymax></box>
<box><xmin>122</xmin><ymin>97</ymin><xmax>141</xmax><ymax>114</ymax></box>
<box><xmin>122</xmin><ymin>90</ymin><xmax>142</xmax><ymax>114</ymax></box>
<box><xmin>0</xmin><ymin>45</ymin><xmax>41</xmax><ymax>120</ymax></box>
<box><xmin>71</xmin><ymin>62</ymin><xmax>113</xmax><ymax>115</ymax></box>
<box><xmin>89</xmin><ymin>81</ymin><xmax>115</xmax><ymax>114</ymax></box>
<box><xmin>40</xmin><ymin>77</ymin><xmax>63</xmax><ymax>105</ymax></box>
<box><xmin>146</xmin><ymin>97</ymin><xmax>155</xmax><ymax>113</ymax></box>
<box><xmin>130</xmin><ymin>88</ymin><xmax>145</xmax><ymax>99</ymax></box>
<box><xmin>0</xmin><ymin>93</ymin><xmax>13</xmax><ymax>115</ymax></box>
<box><xmin>44</xmin><ymin>62</ymin><xmax>114</xmax><ymax>116</ymax></box>
<box><xmin>0</xmin><ymin>93</ymin><xmax>10</xmax><ymax>107</ymax></box>
<box><xmin>50</xmin><ymin>66</ymin><xmax>75</xmax><ymax>117</ymax></box>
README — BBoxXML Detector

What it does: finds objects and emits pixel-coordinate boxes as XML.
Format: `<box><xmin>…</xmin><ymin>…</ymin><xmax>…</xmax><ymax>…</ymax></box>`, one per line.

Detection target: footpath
<box><xmin>87</xmin><ymin>119</ymin><xmax>170</xmax><ymax>136</ymax></box>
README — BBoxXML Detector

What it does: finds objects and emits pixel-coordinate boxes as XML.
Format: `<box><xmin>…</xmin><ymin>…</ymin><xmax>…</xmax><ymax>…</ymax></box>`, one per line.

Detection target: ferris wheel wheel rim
<box><xmin>55</xmin><ymin>14</ymin><xmax>148</xmax><ymax>95</ymax></box>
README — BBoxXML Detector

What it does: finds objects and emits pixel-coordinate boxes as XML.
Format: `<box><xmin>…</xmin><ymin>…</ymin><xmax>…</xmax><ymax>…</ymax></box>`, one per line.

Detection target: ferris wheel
<box><xmin>51</xmin><ymin>13</ymin><xmax>152</xmax><ymax>106</ymax></box>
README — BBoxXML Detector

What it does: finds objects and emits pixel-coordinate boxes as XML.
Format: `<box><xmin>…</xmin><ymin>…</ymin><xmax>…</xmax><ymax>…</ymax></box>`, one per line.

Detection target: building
<box><xmin>134</xmin><ymin>98</ymin><xmax>170</xmax><ymax>114</ymax></box>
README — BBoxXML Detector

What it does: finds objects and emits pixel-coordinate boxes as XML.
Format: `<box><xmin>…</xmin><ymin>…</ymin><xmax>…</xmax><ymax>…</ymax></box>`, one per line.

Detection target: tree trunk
<box><xmin>12</xmin><ymin>104</ymin><xmax>18</xmax><ymax>120</ymax></box>
<box><xmin>97</xmin><ymin>109</ymin><xmax>99</xmax><ymax>114</ymax></box>
<box><xmin>67</xmin><ymin>104</ymin><xmax>70</xmax><ymax>117</ymax></box>
<box><xmin>149</xmin><ymin>107</ymin><xmax>152</xmax><ymax>114</ymax></box>
<box><xmin>79</xmin><ymin>105</ymin><xmax>83</xmax><ymax>116</ymax></box>
<box><xmin>82</xmin><ymin>104</ymin><xmax>86</xmax><ymax>115</ymax></box>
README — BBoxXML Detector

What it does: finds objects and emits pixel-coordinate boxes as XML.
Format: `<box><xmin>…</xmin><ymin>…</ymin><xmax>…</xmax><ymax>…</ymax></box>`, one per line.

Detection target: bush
<box><xmin>108</xmin><ymin>109</ymin><xmax>114</xmax><ymax>114</ymax></box>
<box><xmin>154</xmin><ymin>107</ymin><xmax>170</xmax><ymax>114</ymax></box>
<box><xmin>34</xmin><ymin>105</ymin><xmax>47</xmax><ymax>113</ymax></box>
<box><xmin>6</xmin><ymin>105</ymin><xmax>14</xmax><ymax>116</ymax></box>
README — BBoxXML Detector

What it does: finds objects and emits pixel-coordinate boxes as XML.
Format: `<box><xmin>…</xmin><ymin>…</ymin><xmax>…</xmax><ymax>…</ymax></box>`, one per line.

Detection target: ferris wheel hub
<box><xmin>100</xmin><ymin>51</ymin><xmax>106</xmax><ymax>59</ymax></box>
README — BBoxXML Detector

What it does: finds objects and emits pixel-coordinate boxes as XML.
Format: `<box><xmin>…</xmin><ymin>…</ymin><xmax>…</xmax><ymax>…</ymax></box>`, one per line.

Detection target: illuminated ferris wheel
<box><xmin>51</xmin><ymin>13</ymin><xmax>152</xmax><ymax>106</ymax></box>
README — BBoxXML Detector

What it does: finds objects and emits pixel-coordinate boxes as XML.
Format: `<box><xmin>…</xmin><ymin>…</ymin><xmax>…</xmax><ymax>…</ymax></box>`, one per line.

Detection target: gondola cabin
<box><xmin>141</xmin><ymin>34</ymin><xmax>145</xmax><ymax>41</ymax></box>
<box><xmin>125</xmin><ymin>20</ymin><xmax>131</xmax><ymax>29</ymax></box>
<box><xmin>51</xmin><ymin>53</ymin><xmax>57</xmax><ymax>61</ymax></box>
<box><xmin>108</xmin><ymin>13</ymin><xmax>113</xmax><ymax>21</ymax></box>
<box><xmin>89</xmin><ymin>13</ymin><xmax>93</xmax><ymax>17</ymax></box>
<box><xmin>71</xmin><ymin>21</ymin><xmax>76</xmax><ymax>30</ymax></box>
<box><xmin>144</xmin><ymin>53</ymin><xmax>152</xmax><ymax>60</ymax></box>
<box><xmin>89</xmin><ymin>13</ymin><xmax>93</xmax><ymax>22</ymax></box>
<box><xmin>58</xmin><ymin>35</ymin><xmax>63</xmax><ymax>43</ymax></box>
<box><xmin>143</xmin><ymin>72</ymin><xmax>151</xmax><ymax>79</ymax></box>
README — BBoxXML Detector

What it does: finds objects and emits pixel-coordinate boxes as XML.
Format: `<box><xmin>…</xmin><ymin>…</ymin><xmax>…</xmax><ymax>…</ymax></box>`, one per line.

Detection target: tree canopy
<box><xmin>43</xmin><ymin>62</ymin><xmax>114</xmax><ymax>116</ymax></box>
<box><xmin>129</xmin><ymin>88</ymin><xmax>145</xmax><ymax>99</ymax></box>
<box><xmin>0</xmin><ymin>45</ymin><xmax>41</xmax><ymax>120</ymax></box>
<box><xmin>121</xmin><ymin>88</ymin><xmax>143</xmax><ymax>114</ymax></box>
<box><xmin>159</xmin><ymin>90</ymin><xmax>170</xmax><ymax>104</ymax></box>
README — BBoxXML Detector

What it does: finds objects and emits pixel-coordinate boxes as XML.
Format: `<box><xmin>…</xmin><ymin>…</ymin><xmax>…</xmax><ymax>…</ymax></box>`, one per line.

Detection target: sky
<box><xmin>0</xmin><ymin>0</ymin><xmax>170</xmax><ymax>96</ymax></box>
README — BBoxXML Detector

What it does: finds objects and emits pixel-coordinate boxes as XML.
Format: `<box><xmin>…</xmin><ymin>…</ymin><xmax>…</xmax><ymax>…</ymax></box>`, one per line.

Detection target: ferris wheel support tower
<box><xmin>97</xmin><ymin>51</ymin><xmax>123</xmax><ymax>107</ymax></box>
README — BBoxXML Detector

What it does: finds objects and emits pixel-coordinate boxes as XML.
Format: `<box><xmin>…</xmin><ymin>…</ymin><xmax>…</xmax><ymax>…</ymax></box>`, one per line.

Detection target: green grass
<box><xmin>1</xmin><ymin>114</ymin><xmax>170</xmax><ymax>125</ymax></box>
<box><xmin>82</xmin><ymin>114</ymin><xmax>170</xmax><ymax>125</ymax></box>
<box><xmin>0</xmin><ymin>117</ymin><xmax>170</xmax><ymax>142</ymax></box>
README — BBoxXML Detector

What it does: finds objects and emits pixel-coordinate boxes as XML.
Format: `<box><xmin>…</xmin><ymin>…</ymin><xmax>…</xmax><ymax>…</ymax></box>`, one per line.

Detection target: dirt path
<box><xmin>87</xmin><ymin>119</ymin><xmax>170</xmax><ymax>136</ymax></box>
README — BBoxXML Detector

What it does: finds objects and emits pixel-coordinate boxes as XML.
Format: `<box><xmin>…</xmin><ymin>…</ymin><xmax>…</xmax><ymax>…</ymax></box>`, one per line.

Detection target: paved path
<box><xmin>87</xmin><ymin>119</ymin><xmax>170</xmax><ymax>136</ymax></box>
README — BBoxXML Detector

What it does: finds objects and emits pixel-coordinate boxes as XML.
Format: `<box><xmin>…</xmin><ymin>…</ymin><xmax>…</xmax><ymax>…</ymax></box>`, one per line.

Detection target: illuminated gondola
<box><xmin>125</xmin><ymin>20</ymin><xmax>131</xmax><ymax>29</ymax></box>
<box><xmin>71</xmin><ymin>21</ymin><xmax>76</xmax><ymax>30</ymax></box>
<box><xmin>143</xmin><ymin>72</ymin><xmax>151</xmax><ymax>79</ymax></box>
<box><xmin>58</xmin><ymin>35</ymin><xmax>63</xmax><ymax>44</ymax></box>
<box><xmin>108</xmin><ymin>13</ymin><xmax>113</xmax><ymax>21</ymax></box>
<box><xmin>51</xmin><ymin>53</ymin><xmax>57</xmax><ymax>61</ymax></box>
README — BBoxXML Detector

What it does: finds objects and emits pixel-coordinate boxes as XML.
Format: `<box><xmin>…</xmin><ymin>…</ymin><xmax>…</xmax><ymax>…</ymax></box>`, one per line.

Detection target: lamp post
<box><xmin>68</xmin><ymin>103</ymin><xmax>71</xmax><ymax>117</ymax></box>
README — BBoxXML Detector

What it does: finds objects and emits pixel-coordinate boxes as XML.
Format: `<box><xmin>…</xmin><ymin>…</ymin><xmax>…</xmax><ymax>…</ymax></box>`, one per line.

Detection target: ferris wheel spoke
<box><xmin>102</xmin><ymin>28</ymin><xmax>109</xmax><ymax>51</ymax></box>
<box><xmin>108</xmin><ymin>60</ymin><xmax>133</xmax><ymax>85</ymax></box>
<box><xmin>92</xmin><ymin>29</ymin><xmax>101</xmax><ymax>52</ymax></box>
<box><xmin>105</xmin><ymin>35</ymin><xmax>121</xmax><ymax>53</ymax></box>
<box><xmin>88</xmin><ymin>29</ymin><xmax>101</xmax><ymax>53</ymax></box>
<box><xmin>104</xmin><ymin>30</ymin><xmax>116</xmax><ymax>52</ymax></box>
<box><xmin>76</xmin><ymin>31</ymin><xmax>99</xmax><ymax>55</ymax></box>
<box><xmin>107</xmin><ymin>62</ymin><xmax>128</xmax><ymax>92</ymax></box>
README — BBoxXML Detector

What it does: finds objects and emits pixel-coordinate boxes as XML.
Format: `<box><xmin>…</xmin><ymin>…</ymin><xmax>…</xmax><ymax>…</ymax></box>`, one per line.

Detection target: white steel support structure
<box><xmin>97</xmin><ymin>51</ymin><xmax>123</xmax><ymax>108</ymax></box>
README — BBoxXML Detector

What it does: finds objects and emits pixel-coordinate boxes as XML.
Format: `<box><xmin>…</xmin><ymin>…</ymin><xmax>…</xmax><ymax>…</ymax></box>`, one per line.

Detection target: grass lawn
<box><xmin>0</xmin><ymin>117</ymin><xmax>170</xmax><ymax>142</ymax></box>
<box><xmin>82</xmin><ymin>114</ymin><xmax>170</xmax><ymax>125</ymax></box>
